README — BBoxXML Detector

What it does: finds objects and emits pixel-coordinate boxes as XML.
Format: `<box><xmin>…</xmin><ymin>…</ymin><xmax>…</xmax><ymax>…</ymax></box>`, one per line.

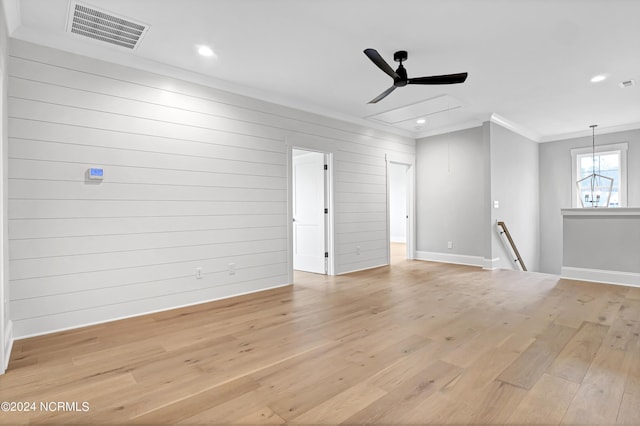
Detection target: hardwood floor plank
<box><xmin>554</xmin><ymin>282</ymin><xmax>628</xmax><ymax>328</ymax></box>
<box><xmin>625</xmin><ymin>287</ymin><xmax>640</xmax><ymax>301</ymax></box>
<box><xmin>508</xmin><ymin>373</ymin><xmax>580</xmax><ymax>424</ymax></box>
<box><xmin>547</xmin><ymin>321</ymin><xmax>609</xmax><ymax>383</ymax></box>
<box><xmin>605</xmin><ymin>299</ymin><xmax>640</xmax><ymax>351</ymax></box>
<box><xmin>587</xmin><ymin>289</ymin><xmax>626</xmax><ymax>326</ymax></box>
<box><xmin>617</xmin><ymin>392</ymin><xmax>640</xmax><ymax>424</ymax></box>
<box><xmin>624</xmin><ymin>342</ymin><xmax>640</xmax><ymax>396</ymax></box>
<box><xmin>176</xmin><ymin>388</ymin><xmax>274</xmax><ymax>424</ymax></box>
<box><xmin>396</xmin><ymin>332</ymin><xmax>535</xmax><ymax>424</ymax></box>
<box><xmin>289</xmin><ymin>381</ymin><xmax>387</xmax><ymax>424</ymax></box>
<box><xmin>561</xmin><ymin>345</ymin><xmax>630</xmax><ymax>424</ymax></box>
<box><xmin>341</xmin><ymin>360</ymin><xmax>462</xmax><ymax>424</ymax></box>
<box><xmin>265</xmin><ymin>363</ymin><xmax>370</xmax><ymax>421</ymax></box>
<box><xmin>439</xmin><ymin>311</ymin><xmax>527</xmax><ymax>368</ymax></box>
<box><xmin>471</xmin><ymin>379</ymin><xmax>528</xmax><ymax>424</ymax></box>
<box><xmin>363</xmin><ymin>338</ymin><xmax>445</xmax><ymax>391</ymax></box>
<box><xmin>497</xmin><ymin>322</ymin><xmax>577</xmax><ymax>389</ymax></box>
<box><xmin>233</xmin><ymin>406</ymin><xmax>285</xmax><ymax>424</ymax></box>
<box><xmin>128</xmin><ymin>376</ymin><xmax>260</xmax><ymax>424</ymax></box>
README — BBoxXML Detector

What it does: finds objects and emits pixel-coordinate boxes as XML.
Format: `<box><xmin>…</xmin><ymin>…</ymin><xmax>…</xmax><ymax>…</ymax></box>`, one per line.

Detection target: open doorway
<box><xmin>291</xmin><ymin>148</ymin><xmax>329</xmax><ymax>275</ymax></box>
<box><xmin>387</xmin><ymin>159</ymin><xmax>415</xmax><ymax>264</ymax></box>
<box><xmin>389</xmin><ymin>163</ymin><xmax>408</xmax><ymax>264</ymax></box>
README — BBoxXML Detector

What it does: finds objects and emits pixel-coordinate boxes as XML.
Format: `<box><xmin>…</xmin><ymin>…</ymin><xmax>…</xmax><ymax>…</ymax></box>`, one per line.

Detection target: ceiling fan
<box><xmin>363</xmin><ymin>48</ymin><xmax>468</xmax><ymax>103</ymax></box>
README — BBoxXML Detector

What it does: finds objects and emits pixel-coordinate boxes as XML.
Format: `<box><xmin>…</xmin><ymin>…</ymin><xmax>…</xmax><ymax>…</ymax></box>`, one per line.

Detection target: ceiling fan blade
<box><xmin>408</xmin><ymin>72</ymin><xmax>468</xmax><ymax>85</ymax></box>
<box><xmin>368</xmin><ymin>85</ymin><xmax>397</xmax><ymax>104</ymax></box>
<box><xmin>364</xmin><ymin>48</ymin><xmax>399</xmax><ymax>80</ymax></box>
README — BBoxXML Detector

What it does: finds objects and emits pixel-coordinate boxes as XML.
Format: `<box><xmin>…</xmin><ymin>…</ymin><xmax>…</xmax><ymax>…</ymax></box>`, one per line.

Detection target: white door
<box><xmin>293</xmin><ymin>150</ymin><xmax>326</xmax><ymax>273</ymax></box>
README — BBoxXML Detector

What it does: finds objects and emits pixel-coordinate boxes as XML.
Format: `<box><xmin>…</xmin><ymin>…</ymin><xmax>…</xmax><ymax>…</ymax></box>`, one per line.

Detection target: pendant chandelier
<box><xmin>576</xmin><ymin>124</ymin><xmax>613</xmax><ymax>208</ymax></box>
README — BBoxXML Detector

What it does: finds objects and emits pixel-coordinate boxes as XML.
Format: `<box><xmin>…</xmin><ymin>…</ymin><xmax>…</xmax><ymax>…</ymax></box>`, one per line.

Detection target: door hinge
<box><xmin>324</xmin><ymin>208</ymin><xmax>328</xmax><ymax>214</ymax></box>
<box><xmin>324</xmin><ymin>164</ymin><xmax>328</xmax><ymax>170</ymax></box>
<box><xmin>324</xmin><ymin>252</ymin><xmax>329</xmax><ymax>258</ymax></box>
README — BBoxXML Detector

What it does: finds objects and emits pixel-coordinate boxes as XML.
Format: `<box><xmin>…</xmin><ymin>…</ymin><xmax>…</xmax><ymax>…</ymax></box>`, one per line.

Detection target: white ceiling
<box><xmin>6</xmin><ymin>0</ymin><xmax>640</xmax><ymax>141</ymax></box>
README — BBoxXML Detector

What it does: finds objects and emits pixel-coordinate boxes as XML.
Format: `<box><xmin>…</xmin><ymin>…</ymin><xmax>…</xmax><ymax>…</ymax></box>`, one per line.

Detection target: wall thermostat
<box><xmin>88</xmin><ymin>168</ymin><xmax>104</xmax><ymax>180</ymax></box>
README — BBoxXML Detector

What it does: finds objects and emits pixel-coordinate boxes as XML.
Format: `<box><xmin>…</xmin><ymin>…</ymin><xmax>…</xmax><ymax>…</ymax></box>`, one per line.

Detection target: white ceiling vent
<box><xmin>66</xmin><ymin>1</ymin><xmax>149</xmax><ymax>50</ymax></box>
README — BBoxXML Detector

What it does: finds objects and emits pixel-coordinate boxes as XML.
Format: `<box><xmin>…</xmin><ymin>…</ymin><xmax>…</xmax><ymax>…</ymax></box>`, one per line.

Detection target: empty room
<box><xmin>0</xmin><ymin>0</ymin><xmax>639</xmax><ymax>424</ymax></box>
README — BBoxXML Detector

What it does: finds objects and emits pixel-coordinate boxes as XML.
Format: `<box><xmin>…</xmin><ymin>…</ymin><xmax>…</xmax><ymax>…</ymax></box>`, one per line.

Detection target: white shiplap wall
<box><xmin>8</xmin><ymin>40</ymin><xmax>415</xmax><ymax>338</ymax></box>
<box><xmin>0</xmin><ymin>13</ymin><xmax>9</xmax><ymax>373</ymax></box>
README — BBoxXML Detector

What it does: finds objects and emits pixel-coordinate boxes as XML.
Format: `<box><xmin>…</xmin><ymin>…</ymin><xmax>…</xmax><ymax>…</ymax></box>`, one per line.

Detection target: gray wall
<box><xmin>563</xmin><ymin>215</ymin><xmax>640</xmax><ymax>273</ymax></box>
<box><xmin>490</xmin><ymin>122</ymin><xmax>539</xmax><ymax>271</ymax></box>
<box><xmin>416</xmin><ymin>122</ymin><xmax>540</xmax><ymax>271</ymax></box>
<box><xmin>7</xmin><ymin>40</ymin><xmax>414</xmax><ymax>338</ymax></box>
<box><xmin>539</xmin><ymin>128</ymin><xmax>640</xmax><ymax>273</ymax></box>
<box><xmin>416</xmin><ymin>126</ymin><xmax>487</xmax><ymax>257</ymax></box>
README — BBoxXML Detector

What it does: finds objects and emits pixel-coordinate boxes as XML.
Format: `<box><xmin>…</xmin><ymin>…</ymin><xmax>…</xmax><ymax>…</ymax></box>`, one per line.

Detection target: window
<box><xmin>571</xmin><ymin>143</ymin><xmax>628</xmax><ymax>207</ymax></box>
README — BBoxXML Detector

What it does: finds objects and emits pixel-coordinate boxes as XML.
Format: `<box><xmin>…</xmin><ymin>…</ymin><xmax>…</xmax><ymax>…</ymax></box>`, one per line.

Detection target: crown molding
<box><xmin>417</xmin><ymin>113</ymin><xmax>640</xmax><ymax>144</ymax></box>
<box><xmin>415</xmin><ymin>113</ymin><xmax>543</xmax><ymax>141</ymax></box>
<box><xmin>539</xmin><ymin>121</ymin><xmax>640</xmax><ymax>143</ymax></box>
<box><xmin>414</xmin><ymin>119</ymin><xmax>484</xmax><ymax>139</ymax></box>
<box><xmin>1</xmin><ymin>0</ymin><xmax>21</xmax><ymax>35</ymax></box>
<box><xmin>489</xmin><ymin>113</ymin><xmax>541</xmax><ymax>142</ymax></box>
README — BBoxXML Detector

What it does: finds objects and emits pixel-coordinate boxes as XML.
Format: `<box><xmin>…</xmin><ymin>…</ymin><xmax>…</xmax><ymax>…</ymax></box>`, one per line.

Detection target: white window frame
<box><xmin>570</xmin><ymin>142</ymin><xmax>628</xmax><ymax>208</ymax></box>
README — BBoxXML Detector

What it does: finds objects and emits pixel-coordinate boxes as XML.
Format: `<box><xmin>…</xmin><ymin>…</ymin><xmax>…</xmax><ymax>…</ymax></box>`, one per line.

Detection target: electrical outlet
<box><xmin>493</xmin><ymin>200</ymin><xmax>500</xmax><ymax>208</ymax></box>
<box><xmin>195</xmin><ymin>267</ymin><xmax>202</xmax><ymax>279</ymax></box>
<box><xmin>356</xmin><ymin>246</ymin><xmax>361</xmax><ymax>255</ymax></box>
<box><xmin>228</xmin><ymin>263</ymin><xmax>236</xmax><ymax>275</ymax></box>
<box><xmin>447</xmin><ymin>241</ymin><xmax>453</xmax><ymax>249</ymax></box>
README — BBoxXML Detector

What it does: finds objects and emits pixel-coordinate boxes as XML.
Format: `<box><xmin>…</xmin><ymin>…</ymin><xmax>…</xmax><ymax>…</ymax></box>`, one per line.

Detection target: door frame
<box><xmin>386</xmin><ymin>155</ymin><xmax>416</xmax><ymax>263</ymax></box>
<box><xmin>287</xmin><ymin>145</ymin><xmax>334</xmax><ymax>282</ymax></box>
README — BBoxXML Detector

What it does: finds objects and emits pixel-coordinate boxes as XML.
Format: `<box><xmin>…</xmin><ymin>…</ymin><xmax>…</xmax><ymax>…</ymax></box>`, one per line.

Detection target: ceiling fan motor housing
<box><xmin>393</xmin><ymin>51</ymin><xmax>409</xmax><ymax>86</ymax></box>
<box><xmin>394</xmin><ymin>65</ymin><xmax>408</xmax><ymax>86</ymax></box>
<box><xmin>393</xmin><ymin>50</ymin><xmax>408</xmax><ymax>62</ymax></box>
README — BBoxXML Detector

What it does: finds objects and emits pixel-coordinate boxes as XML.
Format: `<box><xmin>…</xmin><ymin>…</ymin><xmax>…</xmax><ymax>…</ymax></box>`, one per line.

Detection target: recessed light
<box><xmin>197</xmin><ymin>45</ymin><xmax>215</xmax><ymax>57</ymax></box>
<box><xmin>416</xmin><ymin>118</ymin><xmax>426</xmax><ymax>124</ymax></box>
<box><xmin>590</xmin><ymin>75</ymin><xmax>606</xmax><ymax>83</ymax></box>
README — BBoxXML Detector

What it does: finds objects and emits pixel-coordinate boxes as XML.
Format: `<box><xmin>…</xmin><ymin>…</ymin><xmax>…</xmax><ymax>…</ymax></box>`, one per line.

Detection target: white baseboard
<box><xmin>337</xmin><ymin>263</ymin><xmax>388</xmax><ymax>275</ymax></box>
<box><xmin>483</xmin><ymin>257</ymin><xmax>501</xmax><ymax>270</ymax></box>
<box><xmin>415</xmin><ymin>251</ymin><xmax>484</xmax><ymax>268</ymax></box>
<box><xmin>561</xmin><ymin>266</ymin><xmax>640</xmax><ymax>288</ymax></box>
<box><xmin>3</xmin><ymin>320</ymin><xmax>13</xmax><ymax>373</ymax></box>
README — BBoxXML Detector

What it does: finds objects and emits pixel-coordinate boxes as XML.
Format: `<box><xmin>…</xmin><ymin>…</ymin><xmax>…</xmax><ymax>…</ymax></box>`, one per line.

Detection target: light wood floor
<box><xmin>2</xmin><ymin>248</ymin><xmax>640</xmax><ymax>424</ymax></box>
